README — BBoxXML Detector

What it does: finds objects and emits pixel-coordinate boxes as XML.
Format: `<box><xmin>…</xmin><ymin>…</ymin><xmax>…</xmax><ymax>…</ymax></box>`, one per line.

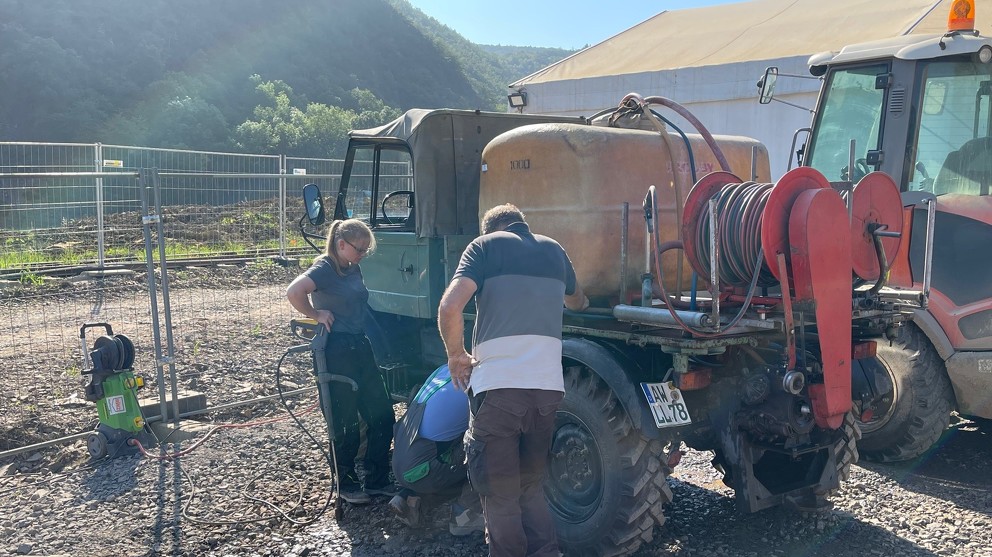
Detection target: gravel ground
<box><xmin>2</xmin><ymin>268</ymin><xmax>991</xmax><ymax>557</ymax></box>
<box><xmin>2</xmin><ymin>418</ymin><xmax>989</xmax><ymax>557</ymax></box>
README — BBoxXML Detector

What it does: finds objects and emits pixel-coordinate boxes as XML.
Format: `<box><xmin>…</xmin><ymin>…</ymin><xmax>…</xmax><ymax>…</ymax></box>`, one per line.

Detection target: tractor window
<box><xmin>913</xmin><ymin>61</ymin><xmax>992</xmax><ymax>196</ymax></box>
<box><xmin>340</xmin><ymin>144</ymin><xmax>414</xmax><ymax>225</ymax></box>
<box><xmin>807</xmin><ymin>64</ymin><xmax>887</xmax><ymax>181</ymax></box>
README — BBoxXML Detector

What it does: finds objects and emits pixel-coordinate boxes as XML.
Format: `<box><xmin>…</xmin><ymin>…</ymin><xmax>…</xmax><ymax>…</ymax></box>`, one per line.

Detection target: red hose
<box><xmin>130</xmin><ymin>403</ymin><xmax>319</xmax><ymax>460</ymax></box>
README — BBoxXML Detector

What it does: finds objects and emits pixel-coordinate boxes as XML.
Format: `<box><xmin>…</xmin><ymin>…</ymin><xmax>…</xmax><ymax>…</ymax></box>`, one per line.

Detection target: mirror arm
<box><xmin>770</xmin><ymin>97</ymin><xmax>816</xmax><ymax>114</ymax></box>
<box><xmin>299</xmin><ymin>213</ymin><xmax>324</xmax><ymax>253</ymax></box>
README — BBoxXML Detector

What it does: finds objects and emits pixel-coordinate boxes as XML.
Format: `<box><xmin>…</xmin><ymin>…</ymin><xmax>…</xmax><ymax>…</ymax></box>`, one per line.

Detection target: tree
<box><xmin>234</xmin><ymin>78</ymin><xmax>398</xmax><ymax>157</ymax></box>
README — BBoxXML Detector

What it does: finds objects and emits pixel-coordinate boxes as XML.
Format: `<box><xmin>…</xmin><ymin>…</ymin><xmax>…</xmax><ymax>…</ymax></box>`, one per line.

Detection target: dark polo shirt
<box><xmin>452</xmin><ymin>221</ymin><xmax>577</xmax><ymax>393</ymax></box>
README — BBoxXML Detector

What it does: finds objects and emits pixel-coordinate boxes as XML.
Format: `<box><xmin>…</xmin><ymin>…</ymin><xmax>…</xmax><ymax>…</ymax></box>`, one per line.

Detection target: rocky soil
<box><xmin>1</xmin><ymin>268</ymin><xmax>991</xmax><ymax>557</ymax></box>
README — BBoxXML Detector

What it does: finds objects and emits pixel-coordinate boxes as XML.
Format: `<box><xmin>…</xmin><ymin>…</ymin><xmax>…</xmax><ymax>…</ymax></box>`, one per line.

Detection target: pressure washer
<box><xmin>284</xmin><ymin>318</ymin><xmax>358</xmax><ymax>519</ymax></box>
<box><xmin>80</xmin><ymin>322</ymin><xmax>154</xmax><ymax>459</ymax></box>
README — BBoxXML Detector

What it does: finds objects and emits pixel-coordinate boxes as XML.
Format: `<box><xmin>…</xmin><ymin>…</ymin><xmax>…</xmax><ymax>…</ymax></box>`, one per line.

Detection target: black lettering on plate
<box><xmin>510</xmin><ymin>159</ymin><xmax>530</xmax><ymax>170</ymax></box>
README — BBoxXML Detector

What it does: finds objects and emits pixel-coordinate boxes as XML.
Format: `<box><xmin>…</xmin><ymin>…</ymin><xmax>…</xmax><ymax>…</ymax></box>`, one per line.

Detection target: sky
<box><xmin>405</xmin><ymin>0</ymin><xmax>752</xmax><ymax>50</ymax></box>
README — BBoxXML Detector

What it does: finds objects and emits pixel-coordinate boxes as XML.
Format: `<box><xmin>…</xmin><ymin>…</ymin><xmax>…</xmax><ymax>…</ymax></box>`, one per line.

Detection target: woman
<box><xmin>286</xmin><ymin>218</ymin><xmax>395</xmax><ymax>504</ymax></box>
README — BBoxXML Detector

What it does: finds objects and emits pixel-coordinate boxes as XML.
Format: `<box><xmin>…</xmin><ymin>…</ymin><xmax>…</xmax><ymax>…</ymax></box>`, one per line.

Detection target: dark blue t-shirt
<box><xmin>302</xmin><ymin>256</ymin><xmax>369</xmax><ymax>334</ymax></box>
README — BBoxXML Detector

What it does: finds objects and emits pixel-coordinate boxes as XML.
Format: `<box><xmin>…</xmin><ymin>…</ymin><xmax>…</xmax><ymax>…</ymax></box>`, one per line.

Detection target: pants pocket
<box><xmin>464</xmin><ymin>437</ymin><xmax>491</xmax><ymax>496</ymax></box>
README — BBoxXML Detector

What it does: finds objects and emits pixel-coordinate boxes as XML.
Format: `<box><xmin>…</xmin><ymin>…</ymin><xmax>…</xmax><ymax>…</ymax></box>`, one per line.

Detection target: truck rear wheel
<box><xmin>857</xmin><ymin>323</ymin><xmax>954</xmax><ymax>462</ymax></box>
<box><xmin>546</xmin><ymin>365</ymin><xmax>672</xmax><ymax>557</ymax></box>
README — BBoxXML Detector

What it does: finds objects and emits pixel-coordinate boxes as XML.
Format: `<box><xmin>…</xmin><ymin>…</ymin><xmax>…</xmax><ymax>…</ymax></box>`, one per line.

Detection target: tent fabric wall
<box><xmin>511</xmin><ymin>0</ymin><xmax>992</xmax><ymax>179</ymax></box>
<box><xmin>513</xmin><ymin>0</ymin><xmax>962</xmax><ymax>87</ymax></box>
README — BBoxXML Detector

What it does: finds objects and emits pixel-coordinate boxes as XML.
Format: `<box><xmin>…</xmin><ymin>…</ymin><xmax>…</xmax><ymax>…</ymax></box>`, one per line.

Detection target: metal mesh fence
<box><xmin>0</xmin><ymin>144</ymin><xmax>353</xmax><ymax>456</ymax></box>
<box><xmin>0</xmin><ymin>143</ymin><xmax>346</xmax><ymax>275</ymax></box>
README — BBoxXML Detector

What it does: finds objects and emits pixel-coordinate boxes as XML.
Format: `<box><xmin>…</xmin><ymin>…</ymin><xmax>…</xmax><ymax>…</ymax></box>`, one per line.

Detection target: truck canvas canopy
<box><xmin>345</xmin><ymin>109</ymin><xmax>584</xmax><ymax>238</ymax></box>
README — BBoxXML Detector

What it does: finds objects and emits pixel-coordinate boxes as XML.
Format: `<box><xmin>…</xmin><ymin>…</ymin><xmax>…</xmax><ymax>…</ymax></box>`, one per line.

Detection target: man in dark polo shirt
<box><xmin>438</xmin><ymin>203</ymin><xmax>587</xmax><ymax>557</ymax></box>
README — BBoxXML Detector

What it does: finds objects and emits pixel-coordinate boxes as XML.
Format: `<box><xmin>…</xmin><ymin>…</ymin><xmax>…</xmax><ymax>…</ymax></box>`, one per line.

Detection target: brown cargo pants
<box><xmin>465</xmin><ymin>388</ymin><xmax>563</xmax><ymax>557</ymax></box>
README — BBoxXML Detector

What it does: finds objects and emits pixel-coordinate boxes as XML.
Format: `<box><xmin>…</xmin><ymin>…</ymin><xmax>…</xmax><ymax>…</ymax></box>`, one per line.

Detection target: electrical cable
<box><xmin>156</xmin><ymin>346</ymin><xmax>336</xmax><ymax>527</ymax></box>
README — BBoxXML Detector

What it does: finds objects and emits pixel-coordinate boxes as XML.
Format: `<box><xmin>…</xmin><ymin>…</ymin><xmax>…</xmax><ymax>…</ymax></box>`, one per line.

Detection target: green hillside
<box><xmin>0</xmin><ymin>0</ymin><xmax>573</xmax><ymax>156</ymax></box>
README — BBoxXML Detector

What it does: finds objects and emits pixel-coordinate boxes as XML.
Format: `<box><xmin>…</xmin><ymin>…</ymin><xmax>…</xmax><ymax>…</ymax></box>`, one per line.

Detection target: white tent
<box><xmin>510</xmin><ymin>0</ymin><xmax>990</xmax><ymax>178</ymax></box>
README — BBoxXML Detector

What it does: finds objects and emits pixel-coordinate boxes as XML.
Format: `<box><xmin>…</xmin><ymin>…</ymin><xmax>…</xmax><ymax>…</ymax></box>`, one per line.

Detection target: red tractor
<box><xmin>760</xmin><ymin>0</ymin><xmax>992</xmax><ymax>461</ymax></box>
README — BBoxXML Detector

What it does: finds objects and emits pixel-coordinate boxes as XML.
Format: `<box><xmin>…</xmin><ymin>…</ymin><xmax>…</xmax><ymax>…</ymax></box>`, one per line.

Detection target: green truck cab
<box><xmin>324</xmin><ymin>109</ymin><xmax>586</xmax><ymax>395</ymax></box>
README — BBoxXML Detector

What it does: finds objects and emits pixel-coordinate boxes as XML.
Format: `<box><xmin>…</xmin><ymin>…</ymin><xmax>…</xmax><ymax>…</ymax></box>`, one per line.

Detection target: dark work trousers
<box><xmin>466</xmin><ymin>388</ymin><xmax>563</xmax><ymax>557</ymax></box>
<box><xmin>319</xmin><ymin>333</ymin><xmax>395</xmax><ymax>488</ymax></box>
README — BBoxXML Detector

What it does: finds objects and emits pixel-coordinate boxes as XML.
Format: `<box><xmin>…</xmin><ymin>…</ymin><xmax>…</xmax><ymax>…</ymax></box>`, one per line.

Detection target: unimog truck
<box><xmin>759</xmin><ymin>0</ymin><xmax>992</xmax><ymax>462</ymax></box>
<box><xmin>300</xmin><ymin>97</ymin><xmax>930</xmax><ymax>555</ymax></box>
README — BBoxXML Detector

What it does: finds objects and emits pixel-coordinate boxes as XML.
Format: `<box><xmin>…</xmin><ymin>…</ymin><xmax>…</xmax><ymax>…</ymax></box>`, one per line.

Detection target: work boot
<box><xmin>364</xmin><ymin>482</ymin><xmax>400</xmax><ymax>497</ymax></box>
<box><xmin>389</xmin><ymin>494</ymin><xmax>422</xmax><ymax>528</ymax></box>
<box><xmin>448</xmin><ymin>507</ymin><xmax>485</xmax><ymax>536</ymax></box>
<box><xmin>339</xmin><ymin>482</ymin><xmax>371</xmax><ymax>505</ymax></box>
<box><xmin>338</xmin><ymin>469</ymin><xmax>371</xmax><ymax>505</ymax></box>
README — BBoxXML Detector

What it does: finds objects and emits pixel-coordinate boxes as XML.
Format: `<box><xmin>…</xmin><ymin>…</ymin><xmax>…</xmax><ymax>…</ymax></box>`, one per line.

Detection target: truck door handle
<box><xmin>398</xmin><ymin>264</ymin><xmax>414</xmax><ymax>274</ymax></box>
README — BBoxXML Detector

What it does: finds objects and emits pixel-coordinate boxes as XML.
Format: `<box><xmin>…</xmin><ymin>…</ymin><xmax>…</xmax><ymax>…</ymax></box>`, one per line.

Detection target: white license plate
<box><xmin>640</xmin><ymin>382</ymin><xmax>692</xmax><ymax>429</ymax></box>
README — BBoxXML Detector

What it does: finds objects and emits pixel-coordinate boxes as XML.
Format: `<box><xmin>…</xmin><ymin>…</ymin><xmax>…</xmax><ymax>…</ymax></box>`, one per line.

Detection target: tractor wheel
<box><xmin>713</xmin><ymin>412</ymin><xmax>860</xmax><ymax>499</ymax></box>
<box><xmin>857</xmin><ymin>323</ymin><xmax>955</xmax><ymax>462</ymax></box>
<box><xmin>546</xmin><ymin>365</ymin><xmax>672</xmax><ymax>557</ymax></box>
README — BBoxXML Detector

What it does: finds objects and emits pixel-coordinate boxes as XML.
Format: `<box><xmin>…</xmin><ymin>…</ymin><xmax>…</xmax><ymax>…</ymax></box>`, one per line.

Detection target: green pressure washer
<box><xmin>80</xmin><ymin>322</ymin><xmax>153</xmax><ymax>459</ymax></box>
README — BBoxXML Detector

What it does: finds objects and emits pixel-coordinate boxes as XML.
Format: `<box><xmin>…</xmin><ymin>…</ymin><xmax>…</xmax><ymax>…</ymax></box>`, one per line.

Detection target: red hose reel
<box><xmin>679</xmin><ymin>167</ymin><xmax>904</xmax><ymax>429</ymax></box>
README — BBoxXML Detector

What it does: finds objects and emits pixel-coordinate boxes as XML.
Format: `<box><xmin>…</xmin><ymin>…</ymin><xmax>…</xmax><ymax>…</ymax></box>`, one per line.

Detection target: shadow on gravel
<box><xmin>332</xmin><ymin>496</ymin><xmax>488</xmax><ymax>556</ymax></box>
<box><xmin>861</xmin><ymin>419</ymin><xmax>992</xmax><ymax>516</ymax></box>
<box><xmin>644</xmin><ymin>477</ymin><xmax>940</xmax><ymax>557</ymax></box>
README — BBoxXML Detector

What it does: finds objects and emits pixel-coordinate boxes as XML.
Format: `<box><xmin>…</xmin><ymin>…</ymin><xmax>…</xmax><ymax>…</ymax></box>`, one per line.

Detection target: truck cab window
<box><xmin>376</xmin><ymin>148</ymin><xmax>414</xmax><ymax>227</ymax></box>
<box><xmin>341</xmin><ymin>144</ymin><xmax>414</xmax><ymax>224</ymax></box>
<box><xmin>807</xmin><ymin>64</ymin><xmax>887</xmax><ymax>182</ymax></box>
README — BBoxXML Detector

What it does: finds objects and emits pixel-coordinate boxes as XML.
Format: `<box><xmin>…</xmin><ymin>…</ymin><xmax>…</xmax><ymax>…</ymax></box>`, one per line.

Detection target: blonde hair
<box><xmin>323</xmin><ymin>219</ymin><xmax>376</xmax><ymax>273</ymax></box>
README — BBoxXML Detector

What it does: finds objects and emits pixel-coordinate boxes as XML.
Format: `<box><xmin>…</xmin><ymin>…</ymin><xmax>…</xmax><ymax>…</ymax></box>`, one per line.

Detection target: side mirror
<box><xmin>303</xmin><ymin>183</ymin><xmax>325</xmax><ymax>226</ymax></box>
<box><xmin>758</xmin><ymin>67</ymin><xmax>779</xmax><ymax>104</ymax></box>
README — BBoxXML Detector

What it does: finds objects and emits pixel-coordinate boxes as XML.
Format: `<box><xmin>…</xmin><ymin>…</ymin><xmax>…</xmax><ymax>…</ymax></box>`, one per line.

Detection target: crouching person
<box><xmin>390</xmin><ymin>364</ymin><xmax>484</xmax><ymax>535</ymax></box>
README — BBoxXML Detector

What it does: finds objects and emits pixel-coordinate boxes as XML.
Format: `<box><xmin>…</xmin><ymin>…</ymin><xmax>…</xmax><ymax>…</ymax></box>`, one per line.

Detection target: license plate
<box><xmin>640</xmin><ymin>382</ymin><xmax>692</xmax><ymax>428</ymax></box>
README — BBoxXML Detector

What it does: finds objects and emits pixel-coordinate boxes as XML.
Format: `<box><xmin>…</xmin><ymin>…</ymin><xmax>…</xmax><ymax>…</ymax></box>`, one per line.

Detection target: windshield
<box><xmin>911</xmin><ymin>60</ymin><xmax>992</xmax><ymax>196</ymax></box>
<box><xmin>807</xmin><ymin>63</ymin><xmax>888</xmax><ymax>181</ymax></box>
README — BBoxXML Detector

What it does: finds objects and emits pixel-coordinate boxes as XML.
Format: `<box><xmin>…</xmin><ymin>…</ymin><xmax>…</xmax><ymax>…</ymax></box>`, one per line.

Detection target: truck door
<box><xmin>338</xmin><ymin>141</ymin><xmax>437</xmax><ymax>318</ymax></box>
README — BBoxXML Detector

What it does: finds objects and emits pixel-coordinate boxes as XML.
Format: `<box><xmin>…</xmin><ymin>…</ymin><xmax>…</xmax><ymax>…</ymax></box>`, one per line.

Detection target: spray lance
<box><xmin>288</xmin><ymin>318</ymin><xmax>358</xmax><ymax>519</ymax></box>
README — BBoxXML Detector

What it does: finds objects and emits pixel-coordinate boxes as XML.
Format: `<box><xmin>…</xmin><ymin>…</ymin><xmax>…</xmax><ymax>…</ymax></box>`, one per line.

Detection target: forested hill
<box><xmin>0</xmin><ymin>0</ymin><xmax>573</xmax><ymax>156</ymax></box>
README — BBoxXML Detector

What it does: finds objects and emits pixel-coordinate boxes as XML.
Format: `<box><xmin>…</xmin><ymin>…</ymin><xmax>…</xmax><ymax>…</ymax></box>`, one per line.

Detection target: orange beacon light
<box><xmin>948</xmin><ymin>0</ymin><xmax>976</xmax><ymax>32</ymax></box>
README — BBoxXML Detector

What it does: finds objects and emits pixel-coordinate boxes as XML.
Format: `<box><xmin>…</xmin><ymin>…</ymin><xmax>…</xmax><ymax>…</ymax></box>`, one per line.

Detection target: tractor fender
<box><xmin>562</xmin><ymin>336</ymin><xmax>664</xmax><ymax>441</ymax></box>
<box><xmin>909</xmin><ymin>309</ymin><xmax>954</xmax><ymax>362</ymax></box>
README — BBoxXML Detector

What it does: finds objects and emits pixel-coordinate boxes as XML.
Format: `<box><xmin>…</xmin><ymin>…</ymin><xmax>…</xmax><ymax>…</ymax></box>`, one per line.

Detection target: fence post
<box><xmin>279</xmin><ymin>154</ymin><xmax>286</xmax><ymax>258</ymax></box>
<box><xmin>94</xmin><ymin>143</ymin><xmax>105</xmax><ymax>268</ymax></box>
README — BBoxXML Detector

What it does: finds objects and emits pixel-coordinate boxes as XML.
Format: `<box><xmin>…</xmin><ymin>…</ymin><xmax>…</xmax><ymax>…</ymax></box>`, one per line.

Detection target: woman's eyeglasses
<box><xmin>344</xmin><ymin>239</ymin><xmax>369</xmax><ymax>256</ymax></box>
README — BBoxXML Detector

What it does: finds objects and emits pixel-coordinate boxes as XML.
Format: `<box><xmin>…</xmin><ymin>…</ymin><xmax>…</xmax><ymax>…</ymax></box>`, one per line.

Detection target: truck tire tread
<box><xmin>551</xmin><ymin>367</ymin><xmax>672</xmax><ymax>557</ymax></box>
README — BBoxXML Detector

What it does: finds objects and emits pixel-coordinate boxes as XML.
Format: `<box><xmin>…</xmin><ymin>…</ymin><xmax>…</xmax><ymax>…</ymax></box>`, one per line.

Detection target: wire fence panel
<box><xmin>0</xmin><ymin>143</ymin><xmax>414</xmax><ymax>458</ymax></box>
<box><xmin>102</xmin><ymin>145</ymin><xmax>286</xmax><ymax>263</ymax></box>
<box><xmin>0</xmin><ymin>142</ymin><xmax>103</xmax><ymax>271</ymax></box>
<box><xmin>0</xmin><ymin>143</ymin><xmax>346</xmax><ymax>275</ymax></box>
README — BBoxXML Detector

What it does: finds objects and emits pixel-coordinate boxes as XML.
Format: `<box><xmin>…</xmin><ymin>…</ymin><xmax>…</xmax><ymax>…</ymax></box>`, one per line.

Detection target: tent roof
<box><xmin>513</xmin><ymin>0</ymin><xmax>989</xmax><ymax>86</ymax></box>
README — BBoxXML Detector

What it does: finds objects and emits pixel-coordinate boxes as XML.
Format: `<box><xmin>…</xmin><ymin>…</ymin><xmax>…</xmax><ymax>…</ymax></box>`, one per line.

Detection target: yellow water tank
<box><xmin>479</xmin><ymin>122</ymin><xmax>770</xmax><ymax>303</ymax></box>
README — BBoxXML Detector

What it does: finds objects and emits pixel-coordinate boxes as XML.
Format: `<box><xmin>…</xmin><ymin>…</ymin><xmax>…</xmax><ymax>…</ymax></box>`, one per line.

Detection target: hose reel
<box><xmin>89</xmin><ymin>333</ymin><xmax>135</xmax><ymax>372</ymax></box>
<box><xmin>680</xmin><ymin>167</ymin><xmax>903</xmax><ymax>289</ymax></box>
